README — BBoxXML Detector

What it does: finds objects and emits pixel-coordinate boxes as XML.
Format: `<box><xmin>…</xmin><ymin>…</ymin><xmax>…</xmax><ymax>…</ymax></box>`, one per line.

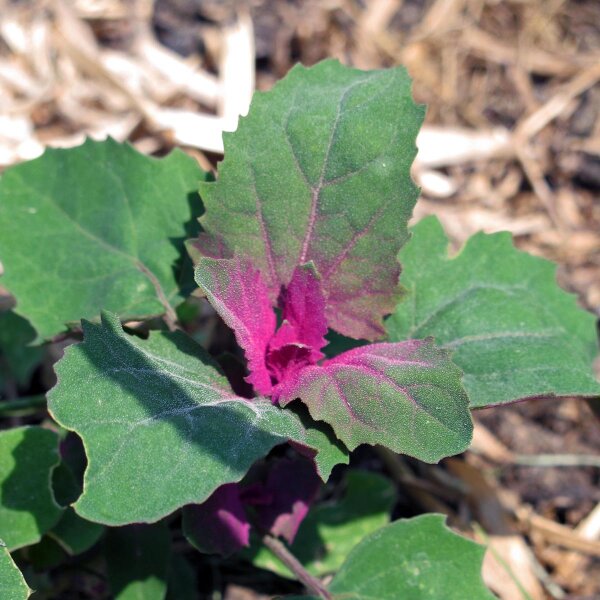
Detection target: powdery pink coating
<box><xmin>198</xmin><ymin>259</ymin><xmax>329</xmax><ymax>397</ymax></box>
<box><xmin>278</xmin><ymin>265</ymin><xmax>328</xmax><ymax>361</ymax></box>
<box><xmin>186</xmin><ymin>483</ymin><xmax>250</xmax><ymax>556</ymax></box>
<box><xmin>195</xmin><ymin>257</ymin><xmax>276</xmax><ymax>395</ymax></box>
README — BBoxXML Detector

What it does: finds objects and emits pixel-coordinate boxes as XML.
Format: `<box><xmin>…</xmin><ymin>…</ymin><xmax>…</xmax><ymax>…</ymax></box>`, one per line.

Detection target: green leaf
<box><xmin>288</xmin><ymin>405</ymin><xmax>349</xmax><ymax>481</ymax></box>
<box><xmin>189</xmin><ymin>59</ymin><xmax>424</xmax><ymax>341</ymax></box>
<box><xmin>106</xmin><ymin>523</ymin><xmax>170</xmax><ymax>600</ymax></box>
<box><xmin>279</xmin><ymin>340</ymin><xmax>473</xmax><ymax>463</ymax></box>
<box><xmin>0</xmin><ymin>138</ymin><xmax>208</xmax><ymax>341</ymax></box>
<box><xmin>0</xmin><ymin>426</ymin><xmax>62</xmax><ymax>550</ymax></box>
<box><xmin>47</xmin><ymin>508</ymin><xmax>104</xmax><ymax>555</ymax></box>
<box><xmin>0</xmin><ymin>311</ymin><xmax>43</xmax><ymax>394</ymax></box>
<box><xmin>327</xmin><ymin>514</ymin><xmax>495</xmax><ymax>599</ymax></box>
<box><xmin>0</xmin><ymin>544</ymin><xmax>31</xmax><ymax>600</ymax></box>
<box><xmin>387</xmin><ymin>217</ymin><xmax>600</xmax><ymax>408</ymax></box>
<box><xmin>166</xmin><ymin>554</ymin><xmax>198</xmax><ymax>600</ymax></box>
<box><xmin>246</xmin><ymin>470</ymin><xmax>395</xmax><ymax>578</ymax></box>
<box><xmin>48</xmin><ymin>312</ymin><xmax>346</xmax><ymax>526</ymax></box>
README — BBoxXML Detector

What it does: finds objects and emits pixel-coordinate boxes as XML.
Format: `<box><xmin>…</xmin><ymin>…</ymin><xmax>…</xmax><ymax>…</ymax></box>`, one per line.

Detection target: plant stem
<box><xmin>0</xmin><ymin>394</ymin><xmax>47</xmax><ymax>416</ymax></box>
<box><xmin>261</xmin><ymin>533</ymin><xmax>332</xmax><ymax>599</ymax></box>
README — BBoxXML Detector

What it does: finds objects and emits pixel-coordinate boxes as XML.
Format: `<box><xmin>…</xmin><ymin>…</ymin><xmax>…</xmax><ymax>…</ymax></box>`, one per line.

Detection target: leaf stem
<box><xmin>261</xmin><ymin>533</ymin><xmax>332</xmax><ymax>599</ymax></box>
<box><xmin>0</xmin><ymin>394</ymin><xmax>47</xmax><ymax>416</ymax></box>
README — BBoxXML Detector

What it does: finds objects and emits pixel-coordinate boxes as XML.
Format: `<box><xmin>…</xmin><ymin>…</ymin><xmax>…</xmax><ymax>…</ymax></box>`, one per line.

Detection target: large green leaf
<box><xmin>0</xmin><ymin>139</ymin><xmax>208</xmax><ymax>341</ymax></box>
<box><xmin>189</xmin><ymin>59</ymin><xmax>424</xmax><ymax>341</ymax></box>
<box><xmin>387</xmin><ymin>217</ymin><xmax>600</xmax><ymax>408</ymax></box>
<box><xmin>246</xmin><ymin>470</ymin><xmax>395</xmax><ymax>578</ymax></box>
<box><xmin>0</xmin><ymin>426</ymin><xmax>62</xmax><ymax>550</ymax></box>
<box><xmin>0</xmin><ymin>544</ymin><xmax>30</xmax><ymax>600</ymax></box>
<box><xmin>327</xmin><ymin>514</ymin><xmax>494</xmax><ymax>599</ymax></box>
<box><xmin>106</xmin><ymin>523</ymin><xmax>170</xmax><ymax>600</ymax></box>
<box><xmin>48</xmin><ymin>312</ymin><xmax>346</xmax><ymax>526</ymax></box>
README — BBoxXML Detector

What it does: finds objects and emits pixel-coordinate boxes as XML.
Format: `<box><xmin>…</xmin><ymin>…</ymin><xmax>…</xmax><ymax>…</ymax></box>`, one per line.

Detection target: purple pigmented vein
<box><xmin>321</xmin><ymin>200</ymin><xmax>392</xmax><ymax>280</ymax></box>
<box><xmin>350</xmin><ymin>362</ymin><xmax>454</xmax><ymax>431</ymax></box>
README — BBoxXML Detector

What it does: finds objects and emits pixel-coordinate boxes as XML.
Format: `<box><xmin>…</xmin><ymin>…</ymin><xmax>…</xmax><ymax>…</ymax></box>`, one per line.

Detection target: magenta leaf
<box><xmin>183</xmin><ymin>483</ymin><xmax>250</xmax><ymax>557</ymax></box>
<box><xmin>250</xmin><ymin>456</ymin><xmax>321</xmax><ymax>544</ymax></box>
<box><xmin>188</xmin><ymin>60</ymin><xmax>424</xmax><ymax>340</ymax></box>
<box><xmin>277</xmin><ymin>341</ymin><xmax>473</xmax><ymax>463</ymax></box>
<box><xmin>195</xmin><ymin>257</ymin><xmax>276</xmax><ymax>395</ymax></box>
<box><xmin>278</xmin><ymin>264</ymin><xmax>328</xmax><ymax>361</ymax></box>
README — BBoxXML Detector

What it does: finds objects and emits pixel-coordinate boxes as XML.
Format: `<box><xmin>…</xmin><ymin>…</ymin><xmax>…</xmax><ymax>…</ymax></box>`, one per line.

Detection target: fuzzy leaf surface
<box><xmin>0</xmin><ymin>139</ymin><xmax>208</xmax><ymax>340</ymax></box>
<box><xmin>48</xmin><ymin>313</ymin><xmax>344</xmax><ymax>525</ymax></box>
<box><xmin>278</xmin><ymin>340</ymin><xmax>473</xmax><ymax>462</ymax></box>
<box><xmin>195</xmin><ymin>257</ymin><xmax>276</xmax><ymax>394</ymax></box>
<box><xmin>189</xmin><ymin>59</ymin><xmax>424</xmax><ymax>340</ymax></box>
<box><xmin>327</xmin><ymin>514</ymin><xmax>495</xmax><ymax>599</ymax></box>
<box><xmin>0</xmin><ymin>426</ymin><xmax>62</xmax><ymax>550</ymax></box>
<box><xmin>0</xmin><ymin>545</ymin><xmax>30</xmax><ymax>600</ymax></box>
<box><xmin>387</xmin><ymin>217</ymin><xmax>600</xmax><ymax>407</ymax></box>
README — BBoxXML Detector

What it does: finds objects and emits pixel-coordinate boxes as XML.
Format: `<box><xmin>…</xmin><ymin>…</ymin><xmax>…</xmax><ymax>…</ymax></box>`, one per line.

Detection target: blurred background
<box><xmin>0</xmin><ymin>0</ymin><xmax>599</xmax><ymax>598</ymax></box>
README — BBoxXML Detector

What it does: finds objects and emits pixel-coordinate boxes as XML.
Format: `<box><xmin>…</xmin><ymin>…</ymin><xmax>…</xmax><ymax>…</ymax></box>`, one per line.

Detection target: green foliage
<box><xmin>0</xmin><ymin>544</ymin><xmax>30</xmax><ymax>600</ymax></box>
<box><xmin>387</xmin><ymin>217</ymin><xmax>600</xmax><ymax>407</ymax></box>
<box><xmin>0</xmin><ymin>311</ymin><xmax>43</xmax><ymax>396</ymax></box>
<box><xmin>327</xmin><ymin>514</ymin><xmax>495</xmax><ymax>599</ymax></box>
<box><xmin>280</xmin><ymin>341</ymin><xmax>473</xmax><ymax>462</ymax></box>
<box><xmin>47</xmin><ymin>509</ymin><xmax>104</xmax><ymax>555</ymax></box>
<box><xmin>48</xmin><ymin>312</ymin><xmax>346</xmax><ymax>525</ymax></box>
<box><xmin>106</xmin><ymin>523</ymin><xmax>171</xmax><ymax>600</ymax></box>
<box><xmin>0</xmin><ymin>427</ymin><xmax>62</xmax><ymax>550</ymax></box>
<box><xmin>0</xmin><ymin>139</ymin><xmax>208</xmax><ymax>340</ymax></box>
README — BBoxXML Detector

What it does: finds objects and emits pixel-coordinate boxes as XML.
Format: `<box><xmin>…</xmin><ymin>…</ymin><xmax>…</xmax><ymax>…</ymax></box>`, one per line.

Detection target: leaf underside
<box><xmin>48</xmin><ymin>312</ymin><xmax>346</xmax><ymax>526</ymax></box>
<box><xmin>247</xmin><ymin>470</ymin><xmax>395</xmax><ymax>578</ymax></box>
<box><xmin>0</xmin><ymin>138</ymin><xmax>208</xmax><ymax>340</ymax></box>
<box><xmin>0</xmin><ymin>426</ymin><xmax>63</xmax><ymax>551</ymax></box>
<box><xmin>387</xmin><ymin>217</ymin><xmax>600</xmax><ymax>408</ymax></box>
<box><xmin>189</xmin><ymin>59</ymin><xmax>424</xmax><ymax>340</ymax></box>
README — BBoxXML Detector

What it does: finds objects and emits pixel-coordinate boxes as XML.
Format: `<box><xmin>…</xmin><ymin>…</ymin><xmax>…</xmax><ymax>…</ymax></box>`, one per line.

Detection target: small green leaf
<box><xmin>0</xmin><ymin>139</ymin><xmax>208</xmax><ymax>340</ymax></box>
<box><xmin>0</xmin><ymin>426</ymin><xmax>62</xmax><ymax>550</ymax></box>
<box><xmin>0</xmin><ymin>544</ymin><xmax>31</xmax><ymax>600</ymax></box>
<box><xmin>387</xmin><ymin>217</ymin><xmax>600</xmax><ymax>407</ymax></box>
<box><xmin>328</xmin><ymin>514</ymin><xmax>495</xmax><ymax>599</ymax></box>
<box><xmin>106</xmin><ymin>523</ymin><xmax>170</xmax><ymax>600</ymax></box>
<box><xmin>0</xmin><ymin>311</ymin><xmax>43</xmax><ymax>394</ymax></box>
<box><xmin>48</xmin><ymin>312</ymin><xmax>345</xmax><ymax>526</ymax></box>
<box><xmin>189</xmin><ymin>59</ymin><xmax>424</xmax><ymax>340</ymax></box>
<box><xmin>288</xmin><ymin>406</ymin><xmax>349</xmax><ymax>481</ymax></box>
<box><xmin>246</xmin><ymin>470</ymin><xmax>395</xmax><ymax>577</ymax></box>
<box><xmin>47</xmin><ymin>508</ymin><xmax>104</xmax><ymax>555</ymax></box>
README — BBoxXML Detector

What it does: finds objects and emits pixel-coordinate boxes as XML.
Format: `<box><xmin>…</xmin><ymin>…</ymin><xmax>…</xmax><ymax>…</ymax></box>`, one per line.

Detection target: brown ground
<box><xmin>0</xmin><ymin>0</ymin><xmax>599</xmax><ymax>598</ymax></box>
